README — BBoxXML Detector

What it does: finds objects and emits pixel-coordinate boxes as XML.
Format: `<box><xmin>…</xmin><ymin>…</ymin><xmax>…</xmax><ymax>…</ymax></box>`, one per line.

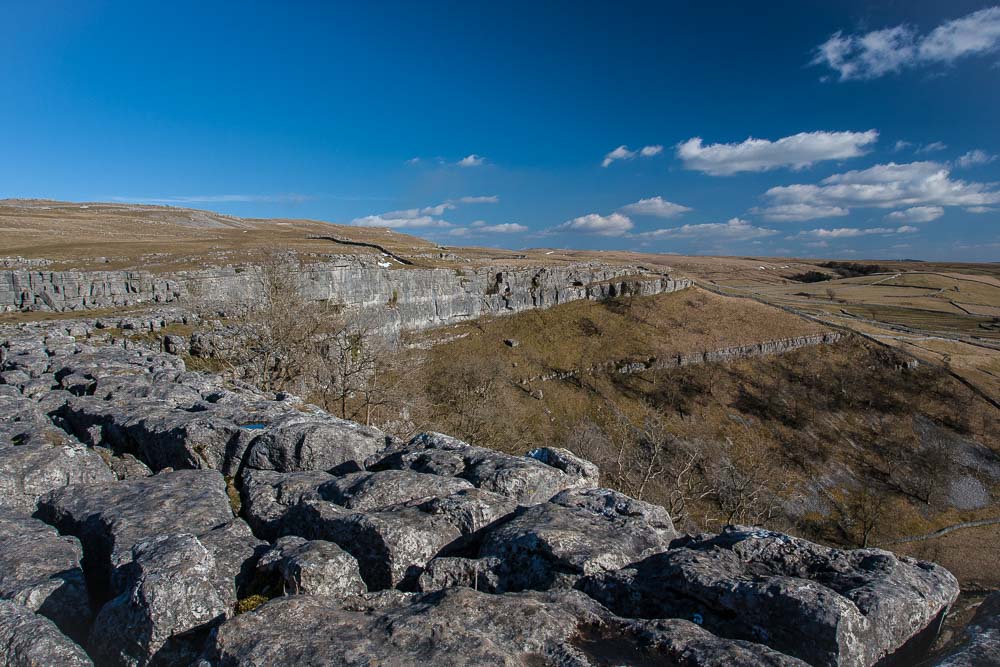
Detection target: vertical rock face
<box><xmin>0</xmin><ymin>327</ymin><xmax>971</xmax><ymax>666</ymax></box>
<box><xmin>0</xmin><ymin>260</ymin><xmax>690</xmax><ymax>333</ymax></box>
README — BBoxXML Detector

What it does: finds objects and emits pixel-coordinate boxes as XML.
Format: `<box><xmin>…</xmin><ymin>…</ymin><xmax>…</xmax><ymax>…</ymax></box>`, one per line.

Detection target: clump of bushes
<box><xmin>789</xmin><ymin>271</ymin><xmax>833</xmax><ymax>283</ymax></box>
<box><xmin>819</xmin><ymin>261</ymin><xmax>886</xmax><ymax>278</ymax></box>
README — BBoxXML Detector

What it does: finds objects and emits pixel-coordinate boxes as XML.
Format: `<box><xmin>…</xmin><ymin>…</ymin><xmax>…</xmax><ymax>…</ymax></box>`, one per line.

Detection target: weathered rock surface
<box><xmin>0</xmin><ymin>325</ymin><xmax>968</xmax><ymax>666</ymax></box>
<box><xmin>580</xmin><ymin>526</ymin><xmax>960</xmax><ymax>667</ymax></box>
<box><xmin>477</xmin><ymin>488</ymin><xmax>677</xmax><ymax>591</ymax></box>
<box><xmin>0</xmin><ymin>600</ymin><xmax>93</xmax><ymax>667</ymax></box>
<box><xmin>239</xmin><ymin>468</ymin><xmax>335</xmax><ymax>540</ymax></box>
<box><xmin>256</xmin><ymin>536</ymin><xmax>367</xmax><ymax>598</ymax></box>
<box><xmin>37</xmin><ymin>469</ymin><xmax>234</xmax><ymax>601</ymax></box>
<box><xmin>372</xmin><ymin>432</ymin><xmax>599</xmax><ymax>504</ymax></box>
<box><xmin>243</xmin><ymin>411</ymin><xmax>390</xmax><ymax>475</ymax></box>
<box><xmin>285</xmin><ymin>499</ymin><xmax>464</xmax><ymax>590</ymax></box>
<box><xmin>202</xmin><ymin>587</ymin><xmax>805</xmax><ymax>667</ymax></box>
<box><xmin>89</xmin><ymin>533</ymin><xmax>232</xmax><ymax>667</ymax></box>
<box><xmin>0</xmin><ymin>512</ymin><xmax>91</xmax><ymax>641</ymax></box>
<box><xmin>0</xmin><ymin>437</ymin><xmax>115</xmax><ymax>512</ymax></box>
<box><xmin>319</xmin><ymin>469</ymin><xmax>475</xmax><ymax>510</ymax></box>
<box><xmin>933</xmin><ymin>591</ymin><xmax>1000</xmax><ymax>666</ymax></box>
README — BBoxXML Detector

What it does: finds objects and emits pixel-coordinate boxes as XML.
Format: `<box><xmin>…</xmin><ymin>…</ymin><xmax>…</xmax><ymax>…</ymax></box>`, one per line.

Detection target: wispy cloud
<box><xmin>955</xmin><ymin>149</ymin><xmax>996</xmax><ymax>168</ymax></box>
<box><xmin>472</xmin><ymin>221</ymin><xmax>527</xmax><ymax>233</ymax></box>
<box><xmin>456</xmin><ymin>195</ymin><xmax>500</xmax><ymax>204</ymax></box>
<box><xmin>601</xmin><ymin>144</ymin><xmax>664</xmax><ymax>167</ymax></box>
<box><xmin>885</xmin><ymin>206</ymin><xmax>944</xmax><ymax>223</ymax></box>
<box><xmin>457</xmin><ymin>154</ymin><xmax>486</xmax><ymax>167</ymax></box>
<box><xmin>916</xmin><ymin>141</ymin><xmax>947</xmax><ymax>154</ymax></box>
<box><xmin>351</xmin><ymin>214</ymin><xmax>453</xmax><ymax>229</ymax></box>
<box><xmin>757</xmin><ymin>161</ymin><xmax>1000</xmax><ymax>221</ymax></box>
<box><xmin>350</xmin><ymin>195</ymin><xmax>499</xmax><ymax>230</ymax></box>
<box><xmin>676</xmin><ymin>130</ymin><xmax>878</xmax><ymax>175</ymax></box>
<box><xmin>793</xmin><ymin>226</ymin><xmax>918</xmax><ymax>239</ymax></box>
<box><xmin>110</xmin><ymin>194</ymin><xmax>314</xmax><ymax>205</ymax></box>
<box><xmin>556</xmin><ymin>212</ymin><xmax>634</xmax><ymax>236</ymax></box>
<box><xmin>620</xmin><ymin>196</ymin><xmax>692</xmax><ymax>218</ymax></box>
<box><xmin>638</xmin><ymin>218</ymin><xmax>777</xmax><ymax>241</ymax></box>
<box><xmin>813</xmin><ymin>6</ymin><xmax>1000</xmax><ymax>81</ymax></box>
<box><xmin>756</xmin><ymin>204</ymin><xmax>850</xmax><ymax>222</ymax></box>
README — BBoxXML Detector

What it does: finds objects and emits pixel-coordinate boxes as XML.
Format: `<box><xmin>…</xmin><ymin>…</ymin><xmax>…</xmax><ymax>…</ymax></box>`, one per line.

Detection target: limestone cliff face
<box><xmin>0</xmin><ymin>260</ymin><xmax>690</xmax><ymax>332</ymax></box>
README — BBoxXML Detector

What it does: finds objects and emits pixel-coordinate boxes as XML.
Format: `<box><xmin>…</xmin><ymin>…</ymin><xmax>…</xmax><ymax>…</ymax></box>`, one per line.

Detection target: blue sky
<box><xmin>2</xmin><ymin>1</ymin><xmax>999</xmax><ymax>261</ymax></box>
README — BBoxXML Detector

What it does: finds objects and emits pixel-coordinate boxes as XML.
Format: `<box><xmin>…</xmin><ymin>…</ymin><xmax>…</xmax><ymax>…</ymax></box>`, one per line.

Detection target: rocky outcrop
<box><xmin>36</xmin><ymin>470</ymin><xmax>235</xmax><ymax>603</ymax></box>
<box><xmin>88</xmin><ymin>533</ymin><xmax>234</xmax><ymax>667</ymax></box>
<box><xmin>1</xmin><ymin>259</ymin><xmax>689</xmax><ymax>334</ymax></box>
<box><xmin>521</xmin><ymin>332</ymin><xmax>843</xmax><ymax>384</ymax></box>
<box><xmin>0</xmin><ymin>326</ymin><xmax>967</xmax><ymax>666</ymax></box>
<box><xmin>0</xmin><ymin>512</ymin><xmax>91</xmax><ymax>641</ymax></box>
<box><xmin>580</xmin><ymin>526</ymin><xmax>960</xmax><ymax>667</ymax></box>
<box><xmin>202</xmin><ymin>587</ymin><xmax>808</xmax><ymax>667</ymax></box>
<box><xmin>255</xmin><ymin>536</ymin><xmax>367</xmax><ymax>598</ymax></box>
<box><xmin>933</xmin><ymin>591</ymin><xmax>1000</xmax><ymax>666</ymax></box>
<box><xmin>0</xmin><ymin>600</ymin><xmax>93</xmax><ymax>667</ymax></box>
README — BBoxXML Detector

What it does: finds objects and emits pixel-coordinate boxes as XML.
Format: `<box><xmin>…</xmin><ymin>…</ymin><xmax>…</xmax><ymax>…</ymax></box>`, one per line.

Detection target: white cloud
<box><xmin>351</xmin><ymin>214</ymin><xmax>453</xmax><ymax>229</ymax></box>
<box><xmin>916</xmin><ymin>141</ymin><xmax>947</xmax><ymax>153</ymax></box>
<box><xmin>893</xmin><ymin>140</ymin><xmax>913</xmax><ymax>152</ymax></box>
<box><xmin>457</xmin><ymin>154</ymin><xmax>485</xmax><ymax>167</ymax></box>
<box><xmin>556</xmin><ymin>212</ymin><xmax>634</xmax><ymax>236</ymax></box>
<box><xmin>620</xmin><ymin>196</ymin><xmax>692</xmax><ymax>218</ymax></box>
<box><xmin>814</xmin><ymin>7</ymin><xmax>1000</xmax><ymax>80</ymax></box>
<box><xmin>756</xmin><ymin>203</ymin><xmax>850</xmax><ymax>222</ymax></box>
<box><xmin>759</xmin><ymin>161</ymin><xmax>1000</xmax><ymax>220</ymax></box>
<box><xmin>794</xmin><ymin>226</ymin><xmax>918</xmax><ymax>239</ymax></box>
<box><xmin>638</xmin><ymin>218</ymin><xmax>778</xmax><ymax>241</ymax></box>
<box><xmin>967</xmin><ymin>206</ymin><xmax>996</xmax><ymax>213</ymax></box>
<box><xmin>955</xmin><ymin>149</ymin><xmax>997</xmax><ymax>168</ymax></box>
<box><xmin>352</xmin><ymin>195</ymin><xmax>499</xmax><ymax>230</ymax></box>
<box><xmin>885</xmin><ymin>206</ymin><xmax>944</xmax><ymax>223</ymax></box>
<box><xmin>475</xmin><ymin>222</ymin><xmax>528</xmax><ymax>233</ymax></box>
<box><xmin>601</xmin><ymin>144</ymin><xmax>663</xmax><ymax>167</ymax></box>
<box><xmin>676</xmin><ymin>130</ymin><xmax>878</xmax><ymax>175</ymax></box>
<box><xmin>456</xmin><ymin>195</ymin><xmax>500</xmax><ymax>204</ymax></box>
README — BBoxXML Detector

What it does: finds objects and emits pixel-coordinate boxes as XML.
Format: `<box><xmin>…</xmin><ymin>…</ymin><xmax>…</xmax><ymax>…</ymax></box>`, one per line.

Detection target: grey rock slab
<box><xmin>244</xmin><ymin>411</ymin><xmax>390</xmax><ymax>474</ymax></box>
<box><xmin>372</xmin><ymin>432</ymin><xmax>599</xmax><ymax>504</ymax></box>
<box><xmin>478</xmin><ymin>494</ymin><xmax>674</xmax><ymax>592</ymax></box>
<box><xmin>88</xmin><ymin>533</ymin><xmax>231</xmax><ymax>667</ymax></box>
<box><xmin>933</xmin><ymin>590</ymin><xmax>1000</xmax><ymax>666</ymax></box>
<box><xmin>0</xmin><ymin>600</ymin><xmax>93</xmax><ymax>667</ymax></box>
<box><xmin>37</xmin><ymin>469</ymin><xmax>234</xmax><ymax>602</ymax></box>
<box><xmin>416</xmin><ymin>556</ymin><xmax>505</xmax><ymax>593</ymax></box>
<box><xmin>239</xmin><ymin>468</ymin><xmax>335</xmax><ymax>540</ymax></box>
<box><xmin>0</xmin><ymin>439</ymin><xmax>115</xmax><ymax>512</ymax></box>
<box><xmin>256</xmin><ymin>536</ymin><xmax>366</xmax><ymax>598</ymax></box>
<box><xmin>550</xmin><ymin>486</ymin><xmax>678</xmax><ymax>541</ymax></box>
<box><xmin>202</xmin><ymin>586</ymin><xmax>804</xmax><ymax>666</ymax></box>
<box><xmin>0</xmin><ymin>512</ymin><xmax>91</xmax><ymax>641</ymax></box>
<box><xmin>580</xmin><ymin>526</ymin><xmax>960</xmax><ymax>667</ymax></box>
<box><xmin>285</xmin><ymin>499</ymin><xmax>462</xmax><ymax>590</ymax></box>
<box><xmin>320</xmin><ymin>469</ymin><xmax>475</xmax><ymax>510</ymax></box>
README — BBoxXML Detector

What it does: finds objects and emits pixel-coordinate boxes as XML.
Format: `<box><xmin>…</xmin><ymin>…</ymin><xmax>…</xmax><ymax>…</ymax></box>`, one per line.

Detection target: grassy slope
<box><xmin>397</xmin><ymin>289</ymin><xmax>1000</xmax><ymax>587</ymax></box>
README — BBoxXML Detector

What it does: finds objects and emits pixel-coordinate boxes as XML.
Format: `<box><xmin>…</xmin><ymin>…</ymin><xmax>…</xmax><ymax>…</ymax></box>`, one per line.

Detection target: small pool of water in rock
<box><xmin>239</xmin><ymin>422</ymin><xmax>268</xmax><ymax>430</ymax></box>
